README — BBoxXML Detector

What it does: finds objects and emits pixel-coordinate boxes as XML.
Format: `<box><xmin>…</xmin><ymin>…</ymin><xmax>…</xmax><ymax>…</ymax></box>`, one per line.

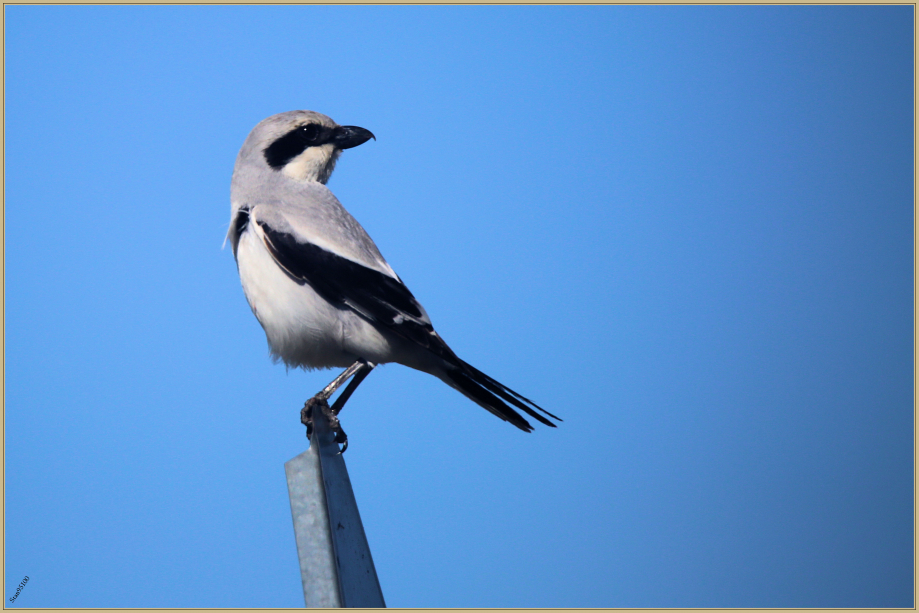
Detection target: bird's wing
<box><xmin>244</xmin><ymin>206</ymin><xmax>454</xmax><ymax>361</ymax></box>
<box><xmin>231</xmin><ymin>181</ymin><xmax>399</xmax><ymax>277</ymax></box>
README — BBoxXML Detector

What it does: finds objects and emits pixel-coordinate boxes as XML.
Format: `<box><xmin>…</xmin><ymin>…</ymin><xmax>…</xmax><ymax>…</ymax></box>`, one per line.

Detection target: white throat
<box><xmin>282</xmin><ymin>144</ymin><xmax>341</xmax><ymax>183</ymax></box>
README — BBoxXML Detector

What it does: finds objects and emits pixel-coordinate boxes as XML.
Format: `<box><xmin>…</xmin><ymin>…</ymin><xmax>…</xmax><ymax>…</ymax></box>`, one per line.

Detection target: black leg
<box><xmin>300</xmin><ymin>360</ymin><xmax>375</xmax><ymax>453</ymax></box>
<box><xmin>330</xmin><ymin>362</ymin><xmax>375</xmax><ymax>415</ymax></box>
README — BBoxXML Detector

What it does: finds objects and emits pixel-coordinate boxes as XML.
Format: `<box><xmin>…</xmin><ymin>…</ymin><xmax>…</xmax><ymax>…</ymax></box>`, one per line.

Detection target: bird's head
<box><xmin>240</xmin><ymin>110</ymin><xmax>375</xmax><ymax>184</ymax></box>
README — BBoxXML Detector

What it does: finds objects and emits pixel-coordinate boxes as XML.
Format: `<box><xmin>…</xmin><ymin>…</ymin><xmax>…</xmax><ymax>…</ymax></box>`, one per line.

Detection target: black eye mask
<box><xmin>263</xmin><ymin>123</ymin><xmax>334</xmax><ymax>170</ymax></box>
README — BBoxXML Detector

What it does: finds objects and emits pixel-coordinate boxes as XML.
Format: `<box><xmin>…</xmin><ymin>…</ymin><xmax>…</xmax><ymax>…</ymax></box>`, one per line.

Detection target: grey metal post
<box><xmin>285</xmin><ymin>410</ymin><xmax>386</xmax><ymax>608</ymax></box>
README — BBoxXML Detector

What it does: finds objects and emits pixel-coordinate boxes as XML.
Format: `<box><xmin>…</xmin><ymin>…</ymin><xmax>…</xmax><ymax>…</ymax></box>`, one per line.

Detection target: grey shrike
<box><xmin>227</xmin><ymin>110</ymin><xmax>559</xmax><ymax>448</ymax></box>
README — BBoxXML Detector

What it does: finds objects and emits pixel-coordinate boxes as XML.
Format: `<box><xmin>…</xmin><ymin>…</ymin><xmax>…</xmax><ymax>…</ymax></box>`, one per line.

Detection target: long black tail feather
<box><xmin>459</xmin><ymin>360</ymin><xmax>562</xmax><ymax>423</ymax></box>
<box><xmin>443</xmin><ymin>361</ymin><xmax>561</xmax><ymax>432</ymax></box>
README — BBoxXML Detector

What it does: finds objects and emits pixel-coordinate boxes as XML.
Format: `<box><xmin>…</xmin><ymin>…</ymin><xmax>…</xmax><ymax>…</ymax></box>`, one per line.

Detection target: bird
<box><xmin>227</xmin><ymin>110</ymin><xmax>560</xmax><ymax>449</ymax></box>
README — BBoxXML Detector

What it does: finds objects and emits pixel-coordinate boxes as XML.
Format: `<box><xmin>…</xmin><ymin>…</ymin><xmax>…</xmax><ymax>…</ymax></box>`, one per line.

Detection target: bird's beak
<box><xmin>332</xmin><ymin>125</ymin><xmax>376</xmax><ymax>150</ymax></box>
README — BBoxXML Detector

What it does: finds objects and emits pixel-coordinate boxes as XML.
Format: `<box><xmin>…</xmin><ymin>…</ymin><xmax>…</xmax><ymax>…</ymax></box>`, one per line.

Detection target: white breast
<box><xmin>236</xmin><ymin>227</ymin><xmax>355</xmax><ymax>369</ymax></box>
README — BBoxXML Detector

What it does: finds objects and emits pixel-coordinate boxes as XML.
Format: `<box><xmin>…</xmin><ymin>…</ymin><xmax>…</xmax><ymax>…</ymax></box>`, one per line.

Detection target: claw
<box><xmin>326</xmin><ymin>409</ymin><xmax>348</xmax><ymax>454</ymax></box>
<box><xmin>300</xmin><ymin>395</ymin><xmax>348</xmax><ymax>453</ymax></box>
<box><xmin>301</xmin><ymin>397</ymin><xmax>326</xmax><ymax>439</ymax></box>
<box><xmin>334</xmin><ymin>428</ymin><xmax>349</xmax><ymax>454</ymax></box>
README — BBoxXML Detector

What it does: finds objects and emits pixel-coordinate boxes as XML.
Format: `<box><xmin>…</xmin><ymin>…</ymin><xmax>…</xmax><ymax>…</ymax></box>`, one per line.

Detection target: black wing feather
<box><xmin>259</xmin><ymin>221</ymin><xmax>453</xmax><ymax>359</ymax></box>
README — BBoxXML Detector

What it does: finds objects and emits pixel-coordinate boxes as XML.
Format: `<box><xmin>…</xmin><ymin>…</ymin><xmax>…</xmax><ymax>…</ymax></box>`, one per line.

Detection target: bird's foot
<box><xmin>301</xmin><ymin>396</ymin><xmax>348</xmax><ymax>453</ymax></box>
<box><xmin>300</xmin><ymin>397</ymin><xmax>321</xmax><ymax>439</ymax></box>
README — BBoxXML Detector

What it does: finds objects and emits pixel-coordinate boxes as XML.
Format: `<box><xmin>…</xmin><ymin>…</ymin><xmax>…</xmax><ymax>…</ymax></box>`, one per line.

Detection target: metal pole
<box><xmin>285</xmin><ymin>409</ymin><xmax>386</xmax><ymax>608</ymax></box>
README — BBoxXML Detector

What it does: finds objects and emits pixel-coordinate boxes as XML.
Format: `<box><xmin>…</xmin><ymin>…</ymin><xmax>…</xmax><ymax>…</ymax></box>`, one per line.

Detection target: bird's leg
<box><xmin>329</xmin><ymin>362</ymin><xmax>375</xmax><ymax>415</ymax></box>
<box><xmin>300</xmin><ymin>360</ymin><xmax>367</xmax><ymax>435</ymax></box>
<box><xmin>319</xmin><ymin>360</ymin><xmax>370</xmax><ymax>401</ymax></box>
<box><xmin>324</xmin><ymin>363</ymin><xmax>375</xmax><ymax>453</ymax></box>
<box><xmin>300</xmin><ymin>360</ymin><xmax>375</xmax><ymax>453</ymax></box>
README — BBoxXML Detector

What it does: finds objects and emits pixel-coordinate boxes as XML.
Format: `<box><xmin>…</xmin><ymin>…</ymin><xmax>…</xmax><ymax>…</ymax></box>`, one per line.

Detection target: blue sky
<box><xmin>4</xmin><ymin>5</ymin><xmax>913</xmax><ymax>608</ymax></box>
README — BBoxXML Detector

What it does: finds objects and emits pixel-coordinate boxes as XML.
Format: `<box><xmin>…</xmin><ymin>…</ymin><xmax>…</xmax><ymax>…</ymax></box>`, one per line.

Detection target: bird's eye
<box><xmin>301</xmin><ymin>124</ymin><xmax>320</xmax><ymax>142</ymax></box>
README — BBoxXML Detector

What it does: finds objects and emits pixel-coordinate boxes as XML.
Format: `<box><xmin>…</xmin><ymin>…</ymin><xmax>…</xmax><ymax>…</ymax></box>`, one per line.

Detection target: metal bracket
<box><xmin>285</xmin><ymin>409</ymin><xmax>386</xmax><ymax>608</ymax></box>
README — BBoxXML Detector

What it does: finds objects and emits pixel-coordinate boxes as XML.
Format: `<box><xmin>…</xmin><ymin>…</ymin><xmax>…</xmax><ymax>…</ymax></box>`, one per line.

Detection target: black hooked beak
<box><xmin>332</xmin><ymin>125</ymin><xmax>375</xmax><ymax>150</ymax></box>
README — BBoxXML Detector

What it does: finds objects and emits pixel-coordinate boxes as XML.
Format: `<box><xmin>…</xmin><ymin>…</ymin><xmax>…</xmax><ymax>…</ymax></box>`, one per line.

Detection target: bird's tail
<box><xmin>439</xmin><ymin>359</ymin><xmax>562</xmax><ymax>432</ymax></box>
